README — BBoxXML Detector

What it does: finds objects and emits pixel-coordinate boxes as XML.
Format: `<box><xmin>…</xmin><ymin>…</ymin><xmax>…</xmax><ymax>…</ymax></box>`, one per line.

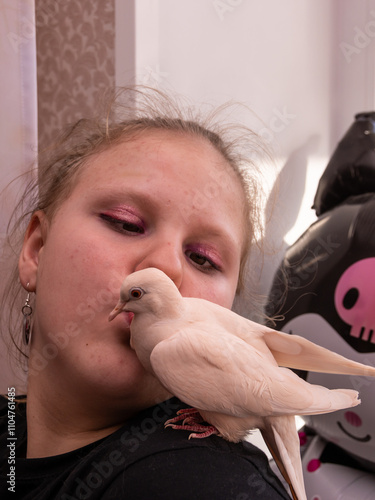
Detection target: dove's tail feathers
<box><xmin>329</xmin><ymin>388</ymin><xmax>361</xmax><ymax>409</ymax></box>
<box><xmin>294</xmin><ymin>388</ymin><xmax>360</xmax><ymax>417</ymax></box>
<box><xmin>260</xmin><ymin>416</ymin><xmax>307</xmax><ymax>500</ymax></box>
<box><xmin>267</xmin><ymin>367</ymin><xmax>361</xmax><ymax>417</ymax></box>
<box><xmin>264</xmin><ymin>329</ymin><xmax>375</xmax><ymax>377</ymax></box>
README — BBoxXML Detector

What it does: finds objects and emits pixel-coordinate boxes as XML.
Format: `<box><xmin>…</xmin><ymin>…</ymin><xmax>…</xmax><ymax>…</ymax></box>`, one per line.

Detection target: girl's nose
<box><xmin>134</xmin><ymin>239</ymin><xmax>184</xmax><ymax>289</ymax></box>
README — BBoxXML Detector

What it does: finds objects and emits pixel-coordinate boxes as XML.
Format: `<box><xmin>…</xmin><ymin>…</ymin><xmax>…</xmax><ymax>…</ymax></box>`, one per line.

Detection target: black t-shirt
<box><xmin>0</xmin><ymin>395</ymin><xmax>290</xmax><ymax>499</ymax></box>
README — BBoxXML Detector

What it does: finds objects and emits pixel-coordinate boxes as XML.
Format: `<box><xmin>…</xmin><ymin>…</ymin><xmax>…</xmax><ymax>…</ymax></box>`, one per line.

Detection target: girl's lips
<box><xmin>109</xmin><ymin>311</ymin><xmax>134</xmax><ymax>343</ymax></box>
<box><xmin>123</xmin><ymin>311</ymin><xmax>134</xmax><ymax>328</ymax></box>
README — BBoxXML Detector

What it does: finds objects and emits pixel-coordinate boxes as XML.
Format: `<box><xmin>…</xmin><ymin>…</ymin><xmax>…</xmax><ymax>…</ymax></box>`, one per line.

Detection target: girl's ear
<box><xmin>18</xmin><ymin>210</ymin><xmax>49</xmax><ymax>292</ymax></box>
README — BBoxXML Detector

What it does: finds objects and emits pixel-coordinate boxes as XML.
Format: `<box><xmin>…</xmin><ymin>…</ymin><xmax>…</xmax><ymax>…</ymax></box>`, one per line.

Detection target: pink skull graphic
<box><xmin>335</xmin><ymin>258</ymin><xmax>375</xmax><ymax>343</ymax></box>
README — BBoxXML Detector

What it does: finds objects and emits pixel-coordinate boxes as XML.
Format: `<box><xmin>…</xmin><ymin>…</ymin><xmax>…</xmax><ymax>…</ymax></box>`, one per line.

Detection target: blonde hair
<box><xmin>1</xmin><ymin>85</ymin><xmax>268</xmax><ymax>366</ymax></box>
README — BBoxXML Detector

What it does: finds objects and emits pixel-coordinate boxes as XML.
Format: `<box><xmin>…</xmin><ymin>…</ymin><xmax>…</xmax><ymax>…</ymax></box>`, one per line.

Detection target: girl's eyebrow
<box><xmin>95</xmin><ymin>189</ymin><xmax>155</xmax><ymax>209</ymax></box>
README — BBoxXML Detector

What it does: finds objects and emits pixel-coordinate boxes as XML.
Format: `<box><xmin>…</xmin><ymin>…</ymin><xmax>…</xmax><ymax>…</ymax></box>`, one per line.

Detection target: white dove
<box><xmin>109</xmin><ymin>267</ymin><xmax>375</xmax><ymax>500</ymax></box>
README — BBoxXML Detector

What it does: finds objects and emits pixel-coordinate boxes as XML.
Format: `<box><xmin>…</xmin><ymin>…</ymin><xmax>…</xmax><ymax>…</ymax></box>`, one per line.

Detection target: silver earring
<box><xmin>22</xmin><ymin>283</ymin><xmax>33</xmax><ymax>345</ymax></box>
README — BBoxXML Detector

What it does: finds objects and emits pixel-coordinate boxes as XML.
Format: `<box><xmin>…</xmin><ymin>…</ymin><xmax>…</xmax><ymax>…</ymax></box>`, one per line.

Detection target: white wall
<box><xmin>0</xmin><ymin>1</ymin><xmax>37</xmax><ymax>393</ymax></box>
<box><xmin>332</xmin><ymin>0</ymin><xmax>375</xmax><ymax>142</ymax></box>
<box><xmin>116</xmin><ymin>0</ymin><xmax>375</xmax><ymax>307</ymax></box>
<box><xmin>152</xmin><ymin>0</ymin><xmax>334</xmax><ymax>305</ymax></box>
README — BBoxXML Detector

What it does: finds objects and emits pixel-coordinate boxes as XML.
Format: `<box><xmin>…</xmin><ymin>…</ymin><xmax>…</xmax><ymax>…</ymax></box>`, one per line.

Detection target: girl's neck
<box><xmin>25</xmin><ymin>385</ymin><xmax>123</xmax><ymax>458</ymax></box>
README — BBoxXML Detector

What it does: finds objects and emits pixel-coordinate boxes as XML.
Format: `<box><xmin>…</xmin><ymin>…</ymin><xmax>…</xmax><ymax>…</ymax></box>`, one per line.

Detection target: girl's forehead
<box><xmin>85</xmin><ymin>129</ymin><xmax>243</xmax><ymax>193</ymax></box>
<box><xmin>106</xmin><ymin>128</ymin><xmax>224</xmax><ymax>163</ymax></box>
<box><xmin>74</xmin><ymin>129</ymin><xmax>246</xmax><ymax>224</ymax></box>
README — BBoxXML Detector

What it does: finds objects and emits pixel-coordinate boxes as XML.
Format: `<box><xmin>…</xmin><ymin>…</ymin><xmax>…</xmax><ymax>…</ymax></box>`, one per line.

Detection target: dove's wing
<box><xmin>149</xmin><ymin>327</ymin><xmax>359</xmax><ymax>418</ymax></box>
<box><xmin>262</xmin><ymin>328</ymin><xmax>375</xmax><ymax>376</ymax></box>
<box><xmin>150</xmin><ymin>326</ymin><xmax>263</xmax><ymax>415</ymax></box>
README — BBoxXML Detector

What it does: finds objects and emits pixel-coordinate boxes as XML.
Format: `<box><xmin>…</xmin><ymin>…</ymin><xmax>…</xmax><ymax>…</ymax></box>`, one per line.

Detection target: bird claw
<box><xmin>165</xmin><ymin>408</ymin><xmax>219</xmax><ymax>439</ymax></box>
<box><xmin>165</xmin><ymin>408</ymin><xmax>202</xmax><ymax>426</ymax></box>
<box><xmin>176</xmin><ymin>408</ymin><xmax>202</xmax><ymax>418</ymax></box>
<box><xmin>187</xmin><ymin>426</ymin><xmax>219</xmax><ymax>439</ymax></box>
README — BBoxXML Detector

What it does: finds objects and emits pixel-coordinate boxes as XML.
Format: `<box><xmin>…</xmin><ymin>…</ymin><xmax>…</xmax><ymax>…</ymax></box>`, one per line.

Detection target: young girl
<box><xmin>0</xmin><ymin>87</ymin><xmax>290</xmax><ymax>499</ymax></box>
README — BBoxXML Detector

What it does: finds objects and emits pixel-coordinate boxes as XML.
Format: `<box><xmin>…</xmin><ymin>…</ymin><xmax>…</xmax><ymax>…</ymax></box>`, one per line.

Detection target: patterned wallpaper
<box><xmin>35</xmin><ymin>0</ymin><xmax>115</xmax><ymax>150</ymax></box>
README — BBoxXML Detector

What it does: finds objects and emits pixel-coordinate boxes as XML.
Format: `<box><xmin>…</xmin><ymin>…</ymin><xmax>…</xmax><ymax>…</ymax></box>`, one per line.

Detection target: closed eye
<box><xmin>100</xmin><ymin>214</ymin><xmax>144</xmax><ymax>235</ymax></box>
<box><xmin>185</xmin><ymin>249</ymin><xmax>221</xmax><ymax>272</ymax></box>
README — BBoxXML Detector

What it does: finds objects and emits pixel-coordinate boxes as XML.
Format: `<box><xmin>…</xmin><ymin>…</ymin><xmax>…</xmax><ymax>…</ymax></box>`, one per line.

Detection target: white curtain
<box><xmin>0</xmin><ymin>0</ymin><xmax>37</xmax><ymax>392</ymax></box>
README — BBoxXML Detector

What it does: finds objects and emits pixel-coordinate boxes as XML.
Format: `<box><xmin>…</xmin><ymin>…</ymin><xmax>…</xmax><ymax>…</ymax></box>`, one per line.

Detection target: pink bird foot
<box><xmin>165</xmin><ymin>408</ymin><xmax>202</xmax><ymax>425</ymax></box>
<box><xmin>165</xmin><ymin>408</ymin><xmax>219</xmax><ymax>439</ymax></box>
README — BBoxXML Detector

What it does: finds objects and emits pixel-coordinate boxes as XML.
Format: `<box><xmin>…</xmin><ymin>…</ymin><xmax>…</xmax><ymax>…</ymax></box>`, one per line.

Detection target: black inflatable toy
<box><xmin>266</xmin><ymin>112</ymin><xmax>375</xmax><ymax>499</ymax></box>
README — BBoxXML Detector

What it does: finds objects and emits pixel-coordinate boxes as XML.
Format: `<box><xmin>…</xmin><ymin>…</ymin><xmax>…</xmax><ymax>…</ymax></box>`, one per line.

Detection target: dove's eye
<box><xmin>130</xmin><ymin>287</ymin><xmax>144</xmax><ymax>299</ymax></box>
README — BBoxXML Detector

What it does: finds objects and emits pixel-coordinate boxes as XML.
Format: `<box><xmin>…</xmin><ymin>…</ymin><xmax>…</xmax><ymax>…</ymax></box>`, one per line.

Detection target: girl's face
<box><xmin>20</xmin><ymin>130</ymin><xmax>247</xmax><ymax>415</ymax></box>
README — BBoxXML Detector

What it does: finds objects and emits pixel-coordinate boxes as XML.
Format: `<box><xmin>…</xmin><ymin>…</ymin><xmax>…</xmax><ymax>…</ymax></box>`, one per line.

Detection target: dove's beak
<box><xmin>108</xmin><ymin>300</ymin><xmax>126</xmax><ymax>322</ymax></box>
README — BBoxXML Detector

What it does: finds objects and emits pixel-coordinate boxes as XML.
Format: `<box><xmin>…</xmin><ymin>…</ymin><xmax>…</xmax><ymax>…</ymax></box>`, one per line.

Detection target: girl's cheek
<box><xmin>201</xmin><ymin>279</ymin><xmax>234</xmax><ymax>308</ymax></box>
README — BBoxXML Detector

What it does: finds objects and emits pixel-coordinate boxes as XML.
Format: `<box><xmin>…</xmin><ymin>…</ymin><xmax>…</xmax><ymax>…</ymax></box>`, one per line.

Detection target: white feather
<box><xmin>109</xmin><ymin>268</ymin><xmax>375</xmax><ymax>500</ymax></box>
